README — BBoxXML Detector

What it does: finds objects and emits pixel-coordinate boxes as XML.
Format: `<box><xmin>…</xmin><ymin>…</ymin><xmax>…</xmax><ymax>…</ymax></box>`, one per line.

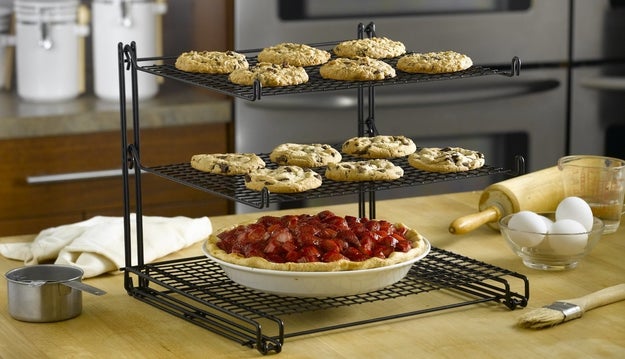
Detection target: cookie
<box><xmin>319</xmin><ymin>57</ymin><xmax>396</xmax><ymax>81</ymax></box>
<box><xmin>174</xmin><ymin>50</ymin><xmax>249</xmax><ymax>74</ymax></box>
<box><xmin>341</xmin><ymin>135</ymin><xmax>416</xmax><ymax>159</ymax></box>
<box><xmin>228</xmin><ymin>62</ymin><xmax>309</xmax><ymax>87</ymax></box>
<box><xmin>396</xmin><ymin>51</ymin><xmax>473</xmax><ymax>74</ymax></box>
<box><xmin>190</xmin><ymin>153</ymin><xmax>265</xmax><ymax>175</ymax></box>
<box><xmin>244</xmin><ymin>166</ymin><xmax>323</xmax><ymax>193</ymax></box>
<box><xmin>269</xmin><ymin>143</ymin><xmax>342</xmax><ymax>168</ymax></box>
<box><xmin>325</xmin><ymin>159</ymin><xmax>404</xmax><ymax>182</ymax></box>
<box><xmin>257</xmin><ymin>42</ymin><xmax>331</xmax><ymax>67</ymax></box>
<box><xmin>333</xmin><ymin>37</ymin><xmax>406</xmax><ymax>59</ymax></box>
<box><xmin>408</xmin><ymin>147</ymin><xmax>485</xmax><ymax>173</ymax></box>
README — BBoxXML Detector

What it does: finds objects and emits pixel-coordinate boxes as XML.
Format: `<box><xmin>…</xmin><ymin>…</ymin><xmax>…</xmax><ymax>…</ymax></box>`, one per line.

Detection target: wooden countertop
<box><xmin>1</xmin><ymin>191</ymin><xmax>624</xmax><ymax>358</ymax></box>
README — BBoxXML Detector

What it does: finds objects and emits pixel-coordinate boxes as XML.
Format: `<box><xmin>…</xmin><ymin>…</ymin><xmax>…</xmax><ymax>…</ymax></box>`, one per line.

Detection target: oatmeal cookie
<box><xmin>258</xmin><ymin>42</ymin><xmax>331</xmax><ymax>67</ymax></box>
<box><xmin>228</xmin><ymin>62</ymin><xmax>309</xmax><ymax>87</ymax></box>
<box><xmin>319</xmin><ymin>57</ymin><xmax>396</xmax><ymax>81</ymax></box>
<box><xmin>396</xmin><ymin>51</ymin><xmax>473</xmax><ymax>74</ymax></box>
<box><xmin>333</xmin><ymin>37</ymin><xmax>406</xmax><ymax>59</ymax></box>
<box><xmin>408</xmin><ymin>147</ymin><xmax>485</xmax><ymax>172</ymax></box>
<box><xmin>174</xmin><ymin>50</ymin><xmax>249</xmax><ymax>74</ymax></box>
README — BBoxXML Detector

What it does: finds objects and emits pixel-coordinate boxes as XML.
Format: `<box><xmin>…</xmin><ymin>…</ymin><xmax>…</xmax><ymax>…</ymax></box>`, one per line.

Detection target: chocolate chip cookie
<box><xmin>269</xmin><ymin>143</ymin><xmax>342</xmax><ymax>168</ymax></box>
<box><xmin>341</xmin><ymin>135</ymin><xmax>416</xmax><ymax>159</ymax></box>
<box><xmin>325</xmin><ymin>159</ymin><xmax>404</xmax><ymax>181</ymax></box>
<box><xmin>408</xmin><ymin>147</ymin><xmax>485</xmax><ymax>172</ymax></box>
<box><xmin>245</xmin><ymin>166</ymin><xmax>323</xmax><ymax>193</ymax></box>
<box><xmin>191</xmin><ymin>153</ymin><xmax>265</xmax><ymax>175</ymax></box>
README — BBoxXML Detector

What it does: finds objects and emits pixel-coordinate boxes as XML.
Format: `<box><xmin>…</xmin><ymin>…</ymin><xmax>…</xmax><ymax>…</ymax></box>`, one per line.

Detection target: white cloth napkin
<box><xmin>0</xmin><ymin>214</ymin><xmax>212</xmax><ymax>278</ymax></box>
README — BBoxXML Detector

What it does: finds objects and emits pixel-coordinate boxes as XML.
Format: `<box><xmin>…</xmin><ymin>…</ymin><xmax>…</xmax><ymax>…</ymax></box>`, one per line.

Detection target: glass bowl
<box><xmin>499</xmin><ymin>212</ymin><xmax>604</xmax><ymax>270</ymax></box>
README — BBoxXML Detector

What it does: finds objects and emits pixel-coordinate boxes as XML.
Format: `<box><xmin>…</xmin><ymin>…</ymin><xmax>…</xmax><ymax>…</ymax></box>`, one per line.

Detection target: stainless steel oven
<box><xmin>569</xmin><ymin>0</ymin><xmax>625</xmax><ymax>158</ymax></box>
<box><xmin>232</xmin><ymin>0</ymin><xmax>571</xmax><ymax>210</ymax></box>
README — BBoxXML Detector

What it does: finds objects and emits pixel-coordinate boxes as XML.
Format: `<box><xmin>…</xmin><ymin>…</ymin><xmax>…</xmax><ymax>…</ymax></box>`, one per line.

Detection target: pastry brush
<box><xmin>516</xmin><ymin>283</ymin><xmax>625</xmax><ymax>329</ymax></box>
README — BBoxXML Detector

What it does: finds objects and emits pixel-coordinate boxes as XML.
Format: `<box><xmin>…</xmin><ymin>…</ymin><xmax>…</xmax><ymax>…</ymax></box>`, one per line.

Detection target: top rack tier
<box><xmin>123</xmin><ymin>43</ymin><xmax>521</xmax><ymax>101</ymax></box>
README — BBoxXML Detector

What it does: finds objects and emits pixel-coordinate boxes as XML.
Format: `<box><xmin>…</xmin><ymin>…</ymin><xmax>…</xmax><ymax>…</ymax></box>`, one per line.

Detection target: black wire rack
<box><xmin>124</xmin><ymin>247</ymin><xmax>529</xmax><ymax>355</ymax></box>
<box><xmin>136</xmin><ymin>55</ymin><xmax>519</xmax><ymax>101</ymax></box>
<box><xmin>139</xmin><ymin>149</ymin><xmax>512</xmax><ymax>211</ymax></box>
<box><xmin>118</xmin><ymin>22</ymin><xmax>528</xmax><ymax>356</ymax></box>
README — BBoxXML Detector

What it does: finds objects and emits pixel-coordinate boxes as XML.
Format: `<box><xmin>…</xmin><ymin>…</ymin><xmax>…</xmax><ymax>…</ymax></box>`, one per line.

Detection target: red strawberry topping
<box><xmin>216</xmin><ymin>211</ymin><xmax>413</xmax><ymax>264</ymax></box>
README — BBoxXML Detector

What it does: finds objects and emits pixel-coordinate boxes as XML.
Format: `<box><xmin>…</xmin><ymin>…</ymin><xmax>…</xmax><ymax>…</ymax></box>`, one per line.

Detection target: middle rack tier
<box><xmin>138</xmin><ymin>150</ymin><xmax>509</xmax><ymax>209</ymax></box>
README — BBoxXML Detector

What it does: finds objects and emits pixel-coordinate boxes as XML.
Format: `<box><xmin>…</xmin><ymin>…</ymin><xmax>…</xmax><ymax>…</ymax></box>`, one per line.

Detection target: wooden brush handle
<box><xmin>566</xmin><ymin>284</ymin><xmax>625</xmax><ymax>312</ymax></box>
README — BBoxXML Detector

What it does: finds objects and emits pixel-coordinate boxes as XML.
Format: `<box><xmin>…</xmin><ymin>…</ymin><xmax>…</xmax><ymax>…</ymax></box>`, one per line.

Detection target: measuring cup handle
<box><xmin>63</xmin><ymin>280</ymin><xmax>107</xmax><ymax>296</ymax></box>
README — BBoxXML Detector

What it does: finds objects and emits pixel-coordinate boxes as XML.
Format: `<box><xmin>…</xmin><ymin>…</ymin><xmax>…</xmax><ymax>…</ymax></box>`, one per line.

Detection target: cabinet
<box><xmin>0</xmin><ymin>123</ymin><xmax>230</xmax><ymax>237</ymax></box>
<box><xmin>119</xmin><ymin>25</ymin><xmax>528</xmax><ymax>355</ymax></box>
<box><xmin>0</xmin><ymin>0</ymin><xmax>235</xmax><ymax>236</ymax></box>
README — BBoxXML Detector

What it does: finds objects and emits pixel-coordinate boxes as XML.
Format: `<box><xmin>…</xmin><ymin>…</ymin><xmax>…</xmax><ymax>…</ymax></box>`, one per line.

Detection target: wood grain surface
<box><xmin>0</xmin><ymin>192</ymin><xmax>623</xmax><ymax>358</ymax></box>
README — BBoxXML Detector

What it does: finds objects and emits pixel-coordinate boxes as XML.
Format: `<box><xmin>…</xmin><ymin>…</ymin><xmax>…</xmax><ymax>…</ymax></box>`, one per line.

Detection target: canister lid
<box><xmin>14</xmin><ymin>0</ymin><xmax>79</xmax><ymax>23</ymax></box>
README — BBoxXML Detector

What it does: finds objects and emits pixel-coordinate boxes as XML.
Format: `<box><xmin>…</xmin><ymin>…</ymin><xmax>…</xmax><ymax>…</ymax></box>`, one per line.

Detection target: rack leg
<box><xmin>118</xmin><ymin>43</ymin><xmax>133</xmax><ymax>291</ymax></box>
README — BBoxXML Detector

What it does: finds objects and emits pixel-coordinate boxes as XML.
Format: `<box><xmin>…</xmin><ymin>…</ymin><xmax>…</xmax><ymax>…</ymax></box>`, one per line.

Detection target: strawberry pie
<box><xmin>205</xmin><ymin>210</ymin><xmax>428</xmax><ymax>272</ymax></box>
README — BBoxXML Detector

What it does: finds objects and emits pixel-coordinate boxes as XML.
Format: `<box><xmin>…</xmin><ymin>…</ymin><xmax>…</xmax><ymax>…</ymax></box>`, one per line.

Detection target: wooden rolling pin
<box><xmin>449</xmin><ymin>166</ymin><xmax>565</xmax><ymax>234</ymax></box>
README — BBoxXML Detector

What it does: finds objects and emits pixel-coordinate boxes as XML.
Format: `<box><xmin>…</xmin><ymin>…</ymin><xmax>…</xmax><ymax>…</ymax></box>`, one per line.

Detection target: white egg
<box><xmin>547</xmin><ymin>219</ymin><xmax>589</xmax><ymax>255</ymax></box>
<box><xmin>538</xmin><ymin>214</ymin><xmax>555</xmax><ymax>231</ymax></box>
<box><xmin>556</xmin><ymin>196</ymin><xmax>594</xmax><ymax>231</ymax></box>
<box><xmin>506</xmin><ymin>211</ymin><xmax>548</xmax><ymax>247</ymax></box>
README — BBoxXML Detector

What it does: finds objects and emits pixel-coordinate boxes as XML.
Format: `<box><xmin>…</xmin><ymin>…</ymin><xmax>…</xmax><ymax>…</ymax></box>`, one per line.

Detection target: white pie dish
<box><xmin>202</xmin><ymin>237</ymin><xmax>430</xmax><ymax>298</ymax></box>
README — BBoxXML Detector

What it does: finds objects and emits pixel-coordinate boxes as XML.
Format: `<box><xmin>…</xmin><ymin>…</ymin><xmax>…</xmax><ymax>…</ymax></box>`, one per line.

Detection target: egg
<box><xmin>547</xmin><ymin>219</ymin><xmax>589</xmax><ymax>255</ymax></box>
<box><xmin>556</xmin><ymin>196</ymin><xmax>594</xmax><ymax>231</ymax></box>
<box><xmin>538</xmin><ymin>214</ymin><xmax>555</xmax><ymax>229</ymax></box>
<box><xmin>506</xmin><ymin>211</ymin><xmax>548</xmax><ymax>247</ymax></box>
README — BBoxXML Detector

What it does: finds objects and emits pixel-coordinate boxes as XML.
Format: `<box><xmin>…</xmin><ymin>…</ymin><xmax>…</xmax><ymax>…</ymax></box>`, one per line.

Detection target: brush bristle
<box><xmin>516</xmin><ymin>307</ymin><xmax>566</xmax><ymax>329</ymax></box>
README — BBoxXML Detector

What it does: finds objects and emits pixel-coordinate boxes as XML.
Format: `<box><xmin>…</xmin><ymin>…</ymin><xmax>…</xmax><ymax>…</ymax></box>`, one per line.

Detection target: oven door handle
<box><xmin>580</xmin><ymin>76</ymin><xmax>625</xmax><ymax>91</ymax></box>
<box><xmin>244</xmin><ymin>79</ymin><xmax>559</xmax><ymax>109</ymax></box>
<box><xmin>25</xmin><ymin>168</ymin><xmax>143</xmax><ymax>184</ymax></box>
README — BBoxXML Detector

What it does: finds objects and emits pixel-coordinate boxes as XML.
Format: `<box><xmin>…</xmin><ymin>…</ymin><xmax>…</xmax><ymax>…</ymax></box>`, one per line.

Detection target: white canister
<box><xmin>14</xmin><ymin>0</ymin><xmax>89</xmax><ymax>102</ymax></box>
<box><xmin>92</xmin><ymin>0</ymin><xmax>167</xmax><ymax>101</ymax></box>
<box><xmin>0</xmin><ymin>6</ymin><xmax>13</xmax><ymax>90</ymax></box>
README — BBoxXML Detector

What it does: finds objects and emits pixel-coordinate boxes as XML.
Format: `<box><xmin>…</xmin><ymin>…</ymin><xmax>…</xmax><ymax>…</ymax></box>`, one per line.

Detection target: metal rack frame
<box><xmin>118</xmin><ymin>23</ymin><xmax>528</xmax><ymax>355</ymax></box>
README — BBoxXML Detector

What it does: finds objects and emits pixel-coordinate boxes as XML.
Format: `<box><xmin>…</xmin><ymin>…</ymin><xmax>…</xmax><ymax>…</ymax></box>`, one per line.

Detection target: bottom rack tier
<box><xmin>124</xmin><ymin>247</ymin><xmax>529</xmax><ymax>355</ymax></box>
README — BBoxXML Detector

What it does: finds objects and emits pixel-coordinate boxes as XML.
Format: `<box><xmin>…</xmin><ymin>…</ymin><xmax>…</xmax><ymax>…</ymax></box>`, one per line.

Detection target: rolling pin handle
<box><xmin>449</xmin><ymin>206</ymin><xmax>502</xmax><ymax>235</ymax></box>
